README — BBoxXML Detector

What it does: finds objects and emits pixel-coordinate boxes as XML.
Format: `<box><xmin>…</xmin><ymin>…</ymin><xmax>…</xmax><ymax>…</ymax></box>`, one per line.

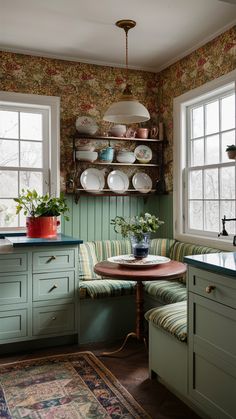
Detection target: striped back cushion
<box><xmin>78</xmin><ymin>242</ymin><xmax>100</xmax><ymax>281</ymax></box>
<box><xmin>94</xmin><ymin>239</ymin><xmax>132</xmax><ymax>262</ymax></box>
<box><xmin>170</xmin><ymin>241</ymin><xmax>222</xmax><ymax>263</ymax></box>
<box><xmin>150</xmin><ymin>238</ymin><xmax>176</xmax><ymax>257</ymax></box>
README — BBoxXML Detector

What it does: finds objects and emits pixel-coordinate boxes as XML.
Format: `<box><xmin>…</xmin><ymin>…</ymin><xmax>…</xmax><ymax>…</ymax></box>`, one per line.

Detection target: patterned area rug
<box><xmin>0</xmin><ymin>351</ymin><xmax>150</xmax><ymax>418</ymax></box>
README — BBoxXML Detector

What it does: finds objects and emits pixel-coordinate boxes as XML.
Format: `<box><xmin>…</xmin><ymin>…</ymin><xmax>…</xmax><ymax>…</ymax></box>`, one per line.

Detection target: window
<box><xmin>0</xmin><ymin>92</ymin><xmax>60</xmax><ymax>230</ymax></box>
<box><xmin>174</xmin><ymin>70</ymin><xmax>236</xmax><ymax>250</ymax></box>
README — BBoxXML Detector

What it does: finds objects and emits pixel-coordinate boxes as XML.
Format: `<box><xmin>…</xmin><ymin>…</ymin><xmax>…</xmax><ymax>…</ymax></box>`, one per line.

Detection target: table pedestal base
<box><xmin>101</xmin><ymin>331</ymin><xmax>147</xmax><ymax>357</ymax></box>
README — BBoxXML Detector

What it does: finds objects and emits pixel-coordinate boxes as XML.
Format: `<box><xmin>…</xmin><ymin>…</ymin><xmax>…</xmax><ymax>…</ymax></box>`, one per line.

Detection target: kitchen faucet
<box><xmin>218</xmin><ymin>215</ymin><xmax>236</xmax><ymax>246</ymax></box>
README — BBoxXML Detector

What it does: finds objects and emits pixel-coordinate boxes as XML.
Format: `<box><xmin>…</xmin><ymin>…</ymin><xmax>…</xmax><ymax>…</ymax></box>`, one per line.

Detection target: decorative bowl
<box><xmin>75</xmin><ymin>116</ymin><xmax>98</xmax><ymax>135</ymax></box>
<box><xmin>76</xmin><ymin>151</ymin><xmax>98</xmax><ymax>162</ymax></box>
<box><xmin>116</xmin><ymin>151</ymin><xmax>136</xmax><ymax>164</ymax></box>
<box><xmin>109</xmin><ymin>125</ymin><xmax>126</xmax><ymax>137</ymax></box>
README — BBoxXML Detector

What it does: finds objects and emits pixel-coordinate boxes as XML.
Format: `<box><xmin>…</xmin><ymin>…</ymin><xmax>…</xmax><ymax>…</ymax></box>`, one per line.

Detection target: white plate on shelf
<box><xmin>107</xmin><ymin>254</ymin><xmax>171</xmax><ymax>268</ymax></box>
<box><xmin>132</xmin><ymin>173</ymin><xmax>152</xmax><ymax>193</ymax></box>
<box><xmin>80</xmin><ymin>168</ymin><xmax>105</xmax><ymax>192</ymax></box>
<box><xmin>134</xmin><ymin>145</ymin><xmax>152</xmax><ymax>163</ymax></box>
<box><xmin>107</xmin><ymin>170</ymin><xmax>129</xmax><ymax>193</ymax></box>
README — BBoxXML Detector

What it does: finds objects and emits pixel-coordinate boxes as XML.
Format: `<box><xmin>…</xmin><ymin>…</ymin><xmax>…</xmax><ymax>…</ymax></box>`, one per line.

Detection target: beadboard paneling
<box><xmin>61</xmin><ymin>194</ymin><xmax>173</xmax><ymax>241</ymax></box>
<box><xmin>61</xmin><ymin>195</ymin><xmax>146</xmax><ymax>241</ymax></box>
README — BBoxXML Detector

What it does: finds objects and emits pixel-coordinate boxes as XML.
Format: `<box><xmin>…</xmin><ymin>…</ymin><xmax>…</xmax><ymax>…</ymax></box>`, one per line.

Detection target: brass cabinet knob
<box><xmin>205</xmin><ymin>285</ymin><xmax>216</xmax><ymax>293</ymax></box>
<box><xmin>51</xmin><ymin>316</ymin><xmax>56</xmax><ymax>320</ymax></box>
<box><xmin>46</xmin><ymin>255</ymin><xmax>56</xmax><ymax>263</ymax></box>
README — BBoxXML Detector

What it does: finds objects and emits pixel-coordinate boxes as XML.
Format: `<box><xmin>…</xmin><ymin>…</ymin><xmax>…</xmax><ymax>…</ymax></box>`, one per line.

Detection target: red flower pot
<box><xmin>26</xmin><ymin>216</ymin><xmax>60</xmax><ymax>238</ymax></box>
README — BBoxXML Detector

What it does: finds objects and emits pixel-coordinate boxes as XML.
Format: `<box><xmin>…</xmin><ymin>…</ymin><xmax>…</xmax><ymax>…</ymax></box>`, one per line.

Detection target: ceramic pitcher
<box><xmin>99</xmin><ymin>147</ymin><xmax>114</xmax><ymax>162</ymax></box>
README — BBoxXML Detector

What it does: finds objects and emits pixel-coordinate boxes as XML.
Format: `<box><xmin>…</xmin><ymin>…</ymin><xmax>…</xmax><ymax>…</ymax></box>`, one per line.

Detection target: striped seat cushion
<box><xmin>149</xmin><ymin>238</ymin><xmax>176</xmax><ymax>257</ymax></box>
<box><xmin>79</xmin><ymin>279</ymin><xmax>136</xmax><ymax>299</ymax></box>
<box><xmin>144</xmin><ymin>280</ymin><xmax>187</xmax><ymax>304</ymax></box>
<box><xmin>145</xmin><ymin>301</ymin><xmax>187</xmax><ymax>342</ymax></box>
<box><xmin>78</xmin><ymin>242</ymin><xmax>101</xmax><ymax>280</ymax></box>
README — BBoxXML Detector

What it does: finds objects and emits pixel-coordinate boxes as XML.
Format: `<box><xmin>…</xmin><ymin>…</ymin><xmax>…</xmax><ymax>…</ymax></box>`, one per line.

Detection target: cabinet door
<box><xmin>33</xmin><ymin>304</ymin><xmax>75</xmax><ymax>336</ymax></box>
<box><xmin>33</xmin><ymin>249</ymin><xmax>75</xmax><ymax>272</ymax></box>
<box><xmin>188</xmin><ymin>292</ymin><xmax>236</xmax><ymax>419</ymax></box>
<box><xmin>0</xmin><ymin>253</ymin><xmax>27</xmax><ymax>272</ymax></box>
<box><xmin>0</xmin><ymin>275</ymin><xmax>27</xmax><ymax>305</ymax></box>
<box><xmin>33</xmin><ymin>271</ymin><xmax>75</xmax><ymax>301</ymax></box>
<box><xmin>0</xmin><ymin>309</ymin><xmax>27</xmax><ymax>341</ymax></box>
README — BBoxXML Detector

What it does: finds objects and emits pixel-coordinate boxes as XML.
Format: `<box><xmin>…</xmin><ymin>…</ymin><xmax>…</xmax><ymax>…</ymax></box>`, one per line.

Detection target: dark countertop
<box><xmin>0</xmin><ymin>233</ymin><xmax>83</xmax><ymax>247</ymax></box>
<box><xmin>184</xmin><ymin>252</ymin><xmax>236</xmax><ymax>278</ymax></box>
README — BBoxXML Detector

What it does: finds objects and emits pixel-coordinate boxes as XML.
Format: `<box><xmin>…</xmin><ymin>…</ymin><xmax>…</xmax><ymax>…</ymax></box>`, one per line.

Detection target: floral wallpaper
<box><xmin>0</xmin><ymin>25</ymin><xmax>235</xmax><ymax>192</ymax></box>
<box><xmin>158</xmin><ymin>25</ymin><xmax>236</xmax><ymax>191</ymax></box>
<box><xmin>0</xmin><ymin>53</ymin><xmax>158</xmax><ymax>190</ymax></box>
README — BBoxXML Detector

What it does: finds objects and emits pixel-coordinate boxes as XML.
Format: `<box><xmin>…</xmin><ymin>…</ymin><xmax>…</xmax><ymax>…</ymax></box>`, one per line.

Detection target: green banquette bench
<box><xmin>78</xmin><ymin>238</ymin><xmax>221</xmax><ymax>344</ymax></box>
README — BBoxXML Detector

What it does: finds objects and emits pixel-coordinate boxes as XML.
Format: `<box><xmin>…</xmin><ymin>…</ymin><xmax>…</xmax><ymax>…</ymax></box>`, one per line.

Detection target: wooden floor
<box><xmin>0</xmin><ymin>339</ymin><xmax>200</xmax><ymax>419</ymax></box>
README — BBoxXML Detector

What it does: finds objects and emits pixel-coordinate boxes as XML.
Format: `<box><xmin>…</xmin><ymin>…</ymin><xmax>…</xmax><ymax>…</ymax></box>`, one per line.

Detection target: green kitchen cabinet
<box><xmin>0</xmin><ymin>239</ymin><xmax>80</xmax><ymax>346</ymax></box>
<box><xmin>187</xmin><ymin>264</ymin><xmax>236</xmax><ymax>419</ymax></box>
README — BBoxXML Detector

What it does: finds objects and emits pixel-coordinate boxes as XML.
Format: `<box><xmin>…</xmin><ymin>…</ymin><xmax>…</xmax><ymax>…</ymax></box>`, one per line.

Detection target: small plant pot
<box><xmin>130</xmin><ymin>233</ymin><xmax>151</xmax><ymax>259</ymax></box>
<box><xmin>26</xmin><ymin>216</ymin><xmax>60</xmax><ymax>238</ymax></box>
<box><xmin>227</xmin><ymin>150</ymin><xmax>236</xmax><ymax>159</ymax></box>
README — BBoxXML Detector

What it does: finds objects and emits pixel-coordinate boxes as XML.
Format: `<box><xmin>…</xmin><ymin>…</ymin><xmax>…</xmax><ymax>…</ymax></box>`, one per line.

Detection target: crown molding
<box><xmin>157</xmin><ymin>19</ymin><xmax>236</xmax><ymax>72</ymax></box>
<box><xmin>0</xmin><ymin>46</ymin><xmax>157</xmax><ymax>73</ymax></box>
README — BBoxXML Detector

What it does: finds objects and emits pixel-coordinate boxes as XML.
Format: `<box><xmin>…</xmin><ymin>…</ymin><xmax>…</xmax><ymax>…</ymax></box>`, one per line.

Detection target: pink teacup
<box><xmin>136</xmin><ymin>128</ymin><xmax>149</xmax><ymax>139</ymax></box>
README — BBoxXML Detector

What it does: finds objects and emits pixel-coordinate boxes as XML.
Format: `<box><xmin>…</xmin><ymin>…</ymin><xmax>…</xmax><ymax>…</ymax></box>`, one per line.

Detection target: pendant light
<box><xmin>103</xmin><ymin>19</ymin><xmax>150</xmax><ymax>124</ymax></box>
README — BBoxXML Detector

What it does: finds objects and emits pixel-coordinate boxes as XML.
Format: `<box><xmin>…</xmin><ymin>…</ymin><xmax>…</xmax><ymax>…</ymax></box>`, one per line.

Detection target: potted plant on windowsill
<box><xmin>226</xmin><ymin>144</ymin><xmax>236</xmax><ymax>160</ymax></box>
<box><xmin>14</xmin><ymin>189</ymin><xmax>69</xmax><ymax>238</ymax></box>
<box><xmin>111</xmin><ymin>213</ymin><xmax>164</xmax><ymax>258</ymax></box>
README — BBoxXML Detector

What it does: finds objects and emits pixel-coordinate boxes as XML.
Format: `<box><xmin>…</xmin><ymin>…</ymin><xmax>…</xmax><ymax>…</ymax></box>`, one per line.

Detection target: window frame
<box><xmin>0</xmin><ymin>91</ymin><xmax>60</xmax><ymax>231</ymax></box>
<box><xmin>173</xmin><ymin>69</ymin><xmax>236</xmax><ymax>251</ymax></box>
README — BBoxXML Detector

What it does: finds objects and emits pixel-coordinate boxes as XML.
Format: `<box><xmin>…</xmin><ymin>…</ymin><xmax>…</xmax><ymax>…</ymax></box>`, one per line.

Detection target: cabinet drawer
<box><xmin>33</xmin><ymin>249</ymin><xmax>75</xmax><ymax>272</ymax></box>
<box><xmin>188</xmin><ymin>266</ymin><xmax>236</xmax><ymax>308</ymax></box>
<box><xmin>33</xmin><ymin>304</ymin><xmax>75</xmax><ymax>336</ymax></box>
<box><xmin>189</xmin><ymin>344</ymin><xmax>236</xmax><ymax>419</ymax></box>
<box><xmin>189</xmin><ymin>293</ymin><xmax>236</xmax><ymax>356</ymax></box>
<box><xmin>0</xmin><ymin>309</ymin><xmax>27</xmax><ymax>340</ymax></box>
<box><xmin>0</xmin><ymin>253</ymin><xmax>27</xmax><ymax>272</ymax></box>
<box><xmin>33</xmin><ymin>271</ymin><xmax>75</xmax><ymax>301</ymax></box>
<box><xmin>0</xmin><ymin>275</ymin><xmax>27</xmax><ymax>305</ymax></box>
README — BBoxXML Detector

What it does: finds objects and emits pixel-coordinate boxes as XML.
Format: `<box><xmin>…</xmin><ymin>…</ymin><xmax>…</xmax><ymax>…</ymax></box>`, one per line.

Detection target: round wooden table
<box><xmin>94</xmin><ymin>259</ymin><xmax>187</xmax><ymax>355</ymax></box>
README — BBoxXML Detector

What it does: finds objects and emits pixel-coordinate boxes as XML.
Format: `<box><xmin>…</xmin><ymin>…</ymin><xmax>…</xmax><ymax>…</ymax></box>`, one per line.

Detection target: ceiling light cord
<box><xmin>125</xmin><ymin>27</ymin><xmax>129</xmax><ymax>83</ymax></box>
<box><xmin>103</xmin><ymin>19</ymin><xmax>150</xmax><ymax>123</ymax></box>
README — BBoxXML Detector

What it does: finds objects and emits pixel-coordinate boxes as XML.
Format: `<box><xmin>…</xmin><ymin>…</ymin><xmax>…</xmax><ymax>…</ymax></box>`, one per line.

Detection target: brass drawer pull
<box><xmin>51</xmin><ymin>316</ymin><xmax>56</xmax><ymax>320</ymax></box>
<box><xmin>46</xmin><ymin>256</ymin><xmax>57</xmax><ymax>263</ymax></box>
<box><xmin>49</xmin><ymin>284</ymin><xmax>58</xmax><ymax>292</ymax></box>
<box><xmin>205</xmin><ymin>285</ymin><xmax>216</xmax><ymax>294</ymax></box>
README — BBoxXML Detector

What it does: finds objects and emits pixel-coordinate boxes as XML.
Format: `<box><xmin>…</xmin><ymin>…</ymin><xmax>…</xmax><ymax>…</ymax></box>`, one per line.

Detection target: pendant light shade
<box><xmin>103</xmin><ymin>20</ymin><xmax>150</xmax><ymax>124</ymax></box>
<box><xmin>103</xmin><ymin>100</ymin><xmax>150</xmax><ymax>124</ymax></box>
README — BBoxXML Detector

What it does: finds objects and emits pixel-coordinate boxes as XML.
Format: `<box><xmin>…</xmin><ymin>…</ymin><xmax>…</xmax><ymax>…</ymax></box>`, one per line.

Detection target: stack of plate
<box><xmin>76</xmin><ymin>151</ymin><xmax>98</xmax><ymax>162</ymax></box>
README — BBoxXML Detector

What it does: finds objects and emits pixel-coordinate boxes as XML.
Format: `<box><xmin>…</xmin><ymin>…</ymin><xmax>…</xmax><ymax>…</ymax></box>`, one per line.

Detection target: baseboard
<box><xmin>0</xmin><ymin>334</ymin><xmax>78</xmax><ymax>355</ymax></box>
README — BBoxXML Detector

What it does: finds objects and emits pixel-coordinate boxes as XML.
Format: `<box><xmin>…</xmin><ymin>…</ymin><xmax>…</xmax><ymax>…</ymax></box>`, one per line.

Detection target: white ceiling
<box><xmin>0</xmin><ymin>0</ymin><xmax>236</xmax><ymax>73</ymax></box>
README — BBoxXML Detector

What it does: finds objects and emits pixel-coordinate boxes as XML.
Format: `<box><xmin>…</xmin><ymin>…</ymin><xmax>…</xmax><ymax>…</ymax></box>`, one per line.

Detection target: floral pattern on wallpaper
<box><xmin>0</xmin><ymin>53</ymin><xmax>158</xmax><ymax>189</ymax></box>
<box><xmin>158</xmin><ymin>25</ymin><xmax>236</xmax><ymax>191</ymax></box>
<box><xmin>0</xmin><ymin>26</ymin><xmax>235</xmax><ymax>193</ymax></box>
